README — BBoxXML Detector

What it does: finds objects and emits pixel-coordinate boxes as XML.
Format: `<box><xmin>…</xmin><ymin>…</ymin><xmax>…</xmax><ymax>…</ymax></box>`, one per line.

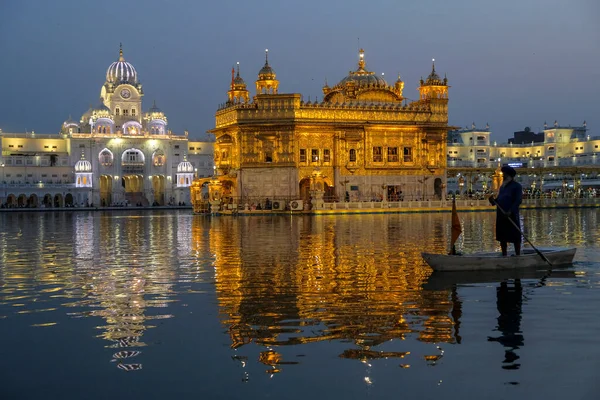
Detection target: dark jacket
<box><xmin>495</xmin><ymin>180</ymin><xmax>523</xmax><ymax>243</ymax></box>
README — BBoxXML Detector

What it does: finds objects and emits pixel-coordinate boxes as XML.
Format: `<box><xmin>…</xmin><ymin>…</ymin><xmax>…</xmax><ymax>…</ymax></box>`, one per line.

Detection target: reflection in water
<box><xmin>488</xmin><ymin>280</ymin><xmax>524</xmax><ymax>370</ymax></box>
<box><xmin>0</xmin><ymin>209</ymin><xmax>595</xmax><ymax>387</ymax></box>
<box><xmin>204</xmin><ymin>214</ymin><xmax>464</xmax><ymax>374</ymax></box>
<box><xmin>0</xmin><ymin>212</ymin><xmax>194</xmax><ymax>372</ymax></box>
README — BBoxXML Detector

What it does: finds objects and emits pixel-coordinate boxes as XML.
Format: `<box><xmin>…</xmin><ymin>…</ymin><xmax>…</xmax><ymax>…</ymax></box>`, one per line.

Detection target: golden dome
<box><xmin>323</xmin><ymin>49</ymin><xmax>403</xmax><ymax>103</ymax></box>
<box><xmin>257</xmin><ymin>49</ymin><xmax>276</xmax><ymax>80</ymax></box>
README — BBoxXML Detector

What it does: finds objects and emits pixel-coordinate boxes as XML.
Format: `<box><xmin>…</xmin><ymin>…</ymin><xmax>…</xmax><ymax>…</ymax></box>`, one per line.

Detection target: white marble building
<box><xmin>0</xmin><ymin>46</ymin><xmax>213</xmax><ymax>208</ymax></box>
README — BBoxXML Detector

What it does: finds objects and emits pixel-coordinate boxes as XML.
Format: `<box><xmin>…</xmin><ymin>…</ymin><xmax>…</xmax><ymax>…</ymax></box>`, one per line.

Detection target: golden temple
<box><xmin>191</xmin><ymin>49</ymin><xmax>450</xmax><ymax>212</ymax></box>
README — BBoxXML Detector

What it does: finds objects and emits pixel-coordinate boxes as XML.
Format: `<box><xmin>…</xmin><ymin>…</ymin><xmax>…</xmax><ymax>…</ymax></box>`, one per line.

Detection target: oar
<box><xmin>493</xmin><ymin>201</ymin><xmax>552</xmax><ymax>267</ymax></box>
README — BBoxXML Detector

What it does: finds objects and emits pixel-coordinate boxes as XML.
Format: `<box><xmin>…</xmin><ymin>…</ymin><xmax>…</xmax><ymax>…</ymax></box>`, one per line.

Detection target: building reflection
<box><xmin>199</xmin><ymin>214</ymin><xmax>460</xmax><ymax>371</ymax></box>
<box><xmin>0</xmin><ymin>212</ymin><xmax>193</xmax><ymax>371</ymax></box>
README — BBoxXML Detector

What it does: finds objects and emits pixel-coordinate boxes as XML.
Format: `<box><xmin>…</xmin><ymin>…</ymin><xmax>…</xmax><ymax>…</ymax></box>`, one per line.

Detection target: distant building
<box><xmin>508</xmin><ymin>126</ymin><xmax>544</xmax><ymax>144</ymax></box>
<box><xmin>0</xmin><ymin>46</ymin><xmax>213</xmax><ymax>208</ymax></box>
<box><xmin>446</xmin><ymin>121</ymin><xmax>597</xmax><ymax>194</ymax></box>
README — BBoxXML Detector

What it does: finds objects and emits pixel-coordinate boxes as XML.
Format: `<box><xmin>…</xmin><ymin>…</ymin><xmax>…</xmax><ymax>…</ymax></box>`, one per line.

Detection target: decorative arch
<box><xmin>43</xmin><ymin>194</ymin><xmax>52</xmax><ymax>207</ymax></box>
<box><xmin>65</xmin><ymin>193</ymin><xmax>74</xmax><ymax>207</ymax></box>
<box><xmin>99</xmin><ymin>148</ymin><xmax>114</xmax><ymax>166</ymax></box>
<box><xmin>6</xmin><ymin>194</ymin><xmax>17</xmax><ymax>207</ymax></box>
<box><xmin>152</xmin><ymin>149</ymin><xmax>166</xmax><ymax>166</ymax></box>
<box><xmin>53</xmin><ymin>193</ymin><xmax>63</xmax><ymax>207</ymax></box>
<box><xmin>149</xmin><ymin>120</ymin><xmax>167</xmax><ymax>135</ymax></box>
<box><xmin>122</xmin><ymin>121</ymin><xmax>143</xmax><ymax>135</ymax></box>
<box><xmin>28</xmin><ymin>194</ymin><xmax>38</xmax><ymax>208</ymax></box>
<box><xmin>121</xmin><ymin>148</ymin><xmax>145</xmax><ymax>164</ymax></box>
<box><xmin>17</xmin><ymin>194</ymin><xmax>27</xmax><ymax>207</ymax></box>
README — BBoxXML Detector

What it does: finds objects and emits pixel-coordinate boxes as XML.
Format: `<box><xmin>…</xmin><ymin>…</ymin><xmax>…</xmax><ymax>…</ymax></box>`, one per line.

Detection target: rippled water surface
<box><xmin>1</xmin><ymin>209</ymin><xmax>600</xmax><ymax>399</ymax></box>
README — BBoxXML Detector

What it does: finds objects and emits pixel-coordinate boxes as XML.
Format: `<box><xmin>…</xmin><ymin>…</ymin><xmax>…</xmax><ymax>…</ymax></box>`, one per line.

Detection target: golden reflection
<box><xmin>198</xmin><ymin>214</ymin><xmax>464</xmax><ymax>372</ymax></box>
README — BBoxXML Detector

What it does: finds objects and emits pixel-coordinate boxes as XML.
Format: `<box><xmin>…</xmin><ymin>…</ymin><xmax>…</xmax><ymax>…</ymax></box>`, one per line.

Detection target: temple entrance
<box><xmin>17</xmin><ymin>194</ymin><xmax>27</xmax><ymax>207</ymax></box>
<box><xmin>299</xmin><ymin>178</ymin><xmax>311</xmax><ymax>203</ymax></box>
<box><xmin>219</xmin><ymin>180</ymin><xmax>235</xmax><ymax>204</ymax></box>
<box><xmin>151</xmin><ymin>175</ymin><xmax>165</xmax><ymax>206</ymax></box>
<box><xmin>5</xmin><ymin>194</ymin><xmax>16</xmax><ymax>207</ymax></box>
<box><xmin>324</xmin><ymin>183</ymin><xmax>336</xmax><ymax>202</ymax></box>
<box><xmin>28</xmin><ymin>194</ymin><xmax>38</xmax><ymax>208</ymax></box>
<box><xmin>100</xmin><ymin>175</ymin><xmax>113</xmax><ymax>207</ymax></box>
<box><xmin>123</xmin><ymin>175</ymin><xmax>145</xmax><ymax>206</ymax></box>
<box><xmin>434</xmin><ymin>178</ymin><xmax>443</xmax><ymax>199</ymax></box>
<box><xmin>53</xmin><ymin>194</ymin><xmax>63</xmax><ymax>207</ymax></box>
<box><xmin>65</xmin><ymin>193</ymin><xmax>74</xmax><ymax>207</ymax></box>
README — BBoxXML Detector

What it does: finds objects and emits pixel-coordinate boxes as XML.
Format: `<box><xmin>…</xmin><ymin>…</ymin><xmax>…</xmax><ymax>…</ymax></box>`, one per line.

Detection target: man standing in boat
<box><xmin>489</xmin><ymin>166</ymin><xmax>523</xmax><ymax>256</ymax></box>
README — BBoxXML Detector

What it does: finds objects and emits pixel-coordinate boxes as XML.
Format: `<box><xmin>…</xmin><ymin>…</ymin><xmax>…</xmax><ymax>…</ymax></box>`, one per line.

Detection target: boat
<box><xmin>421</xmin><ymin>247</ymin><xmax>577</xmax><ymax>272</ymax></box>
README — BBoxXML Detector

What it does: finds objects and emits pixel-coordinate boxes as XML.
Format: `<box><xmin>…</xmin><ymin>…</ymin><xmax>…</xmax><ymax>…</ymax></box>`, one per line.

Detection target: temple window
<box><xmin>300</xmin><ymin>149</ymin><xmax>306</xmax><ymax>163</ymax></box>
<box><xmin>132</xmin><ymin>109</ymin><xmax>136</xmax><ymax>116</ymax></box>
<box><xmin>311</xmin><ymin>149</ymin><xmax>319</xmax><ymax>162</ymax></box>
<box><xmin>115</xmin><ymin>108</ymin><xmax>120</xmax><ymax>116</ymax></box>
<box><xmin>123</xmin><ymin>109</ymin><xmax>129</xmax><ymax>116</ymax></box>
<box><xmin>349</xmin><ymin>149</ymin><xmax>356</xmax><ymax>162</ymax></box>
<box><xmin>222</xmin><ymin>151</ymin><xmax>228</xmax><ymax>160</ymax></box>
<box><xmin>403</xmin><ymin>147</ymin><xmax>413</xmax><ymax>163</ymax></box>
<box><xmin>265</xmin><ymin>152</ymin><xmax>273</xmax><ymax>162</ymax></box>
<box><xmin>323</xmin><ymin>149</ymin><xmax>330</xmax><ymax>163</ymax></box>
<box><xmin>388</xmin><ymin>147</ymin><xmax>398</xmax><ymax>162</ymax></box>
<box><xmin>373</xmin><ymin>147</ymin><xmax>383</xmax><ymax>162</ymax></box>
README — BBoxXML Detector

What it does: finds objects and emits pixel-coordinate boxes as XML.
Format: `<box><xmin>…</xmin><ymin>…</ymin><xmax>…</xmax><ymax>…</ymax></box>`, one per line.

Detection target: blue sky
<box><xmin>0</xmin><ymin>0</ymin><xmax>598</xmax><ymax>141</ymax></box>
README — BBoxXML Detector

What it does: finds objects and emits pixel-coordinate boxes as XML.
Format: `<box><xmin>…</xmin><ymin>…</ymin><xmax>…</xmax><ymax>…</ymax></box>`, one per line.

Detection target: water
<box><xmin>1</xmin><ymin>209</ymin><xmax>599</xmax><ymax>400</ymax></box>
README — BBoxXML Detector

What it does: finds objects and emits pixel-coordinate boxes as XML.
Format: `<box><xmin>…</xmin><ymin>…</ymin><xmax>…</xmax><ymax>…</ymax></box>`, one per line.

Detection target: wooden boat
<box><xmin>421</xmin><ymin>247</ymin><xmax>576</xmax><ymax>272</ymax></box>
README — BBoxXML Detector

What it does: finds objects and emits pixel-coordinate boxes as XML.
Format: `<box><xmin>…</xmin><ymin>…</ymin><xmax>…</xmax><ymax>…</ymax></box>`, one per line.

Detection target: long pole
<box><xmin>494</xmin><ymin>202</ymin><xmax>552</xmax><ymax>267</ymax></box>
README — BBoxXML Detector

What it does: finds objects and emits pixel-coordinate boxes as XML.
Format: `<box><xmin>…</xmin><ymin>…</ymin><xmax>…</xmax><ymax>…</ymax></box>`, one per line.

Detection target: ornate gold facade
<box><xmin>203</xmin><ymin>50</ymin><xmax>450</xmax><ymax>208</ymax></box>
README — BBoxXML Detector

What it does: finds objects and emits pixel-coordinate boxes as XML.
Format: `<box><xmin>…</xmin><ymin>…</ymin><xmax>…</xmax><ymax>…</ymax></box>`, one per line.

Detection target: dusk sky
<box><xmin>1</xmin><ymin>0</ymin><xmax>598</xmax><ymax>142</ymax></box>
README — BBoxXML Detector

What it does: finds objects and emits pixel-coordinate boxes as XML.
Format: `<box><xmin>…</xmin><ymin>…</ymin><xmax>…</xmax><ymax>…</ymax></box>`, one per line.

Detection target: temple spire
<box><xmin>119</xmin><ymin>43</ymin><xmax>124</xmax><ymax>61</ymax></box>
<box><xmin>358</xmin><ymin>48</ymin><xmax>366</xmax><ymax>70</ymax></box>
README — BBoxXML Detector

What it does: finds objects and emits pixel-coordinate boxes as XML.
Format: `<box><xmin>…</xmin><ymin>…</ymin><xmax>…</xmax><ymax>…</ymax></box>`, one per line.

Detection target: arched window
<box><xmin>349</xmin><ymin>149</ymin><xmax>357</xmax><ymax>162</ymax></box>
<box><xmin>115</xmin><ymin>108</ymin><xmax>120</xmax><ymax>116</ymax></box>
<box><xmin>99</xmin><ymin>149</ymin><xmax>114</xmax><ymax>166</ymax></box>
<box><xmin>132</xmin><ymin>109</ymin><xmax>136</xmax><ymax>116</ymax></box>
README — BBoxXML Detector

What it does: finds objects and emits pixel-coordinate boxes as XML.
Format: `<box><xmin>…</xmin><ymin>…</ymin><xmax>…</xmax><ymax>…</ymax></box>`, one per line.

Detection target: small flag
<box><xmin>450</xmin><ymin>196</ymin><xmax>462</xmax><ymax>254</ymax></box>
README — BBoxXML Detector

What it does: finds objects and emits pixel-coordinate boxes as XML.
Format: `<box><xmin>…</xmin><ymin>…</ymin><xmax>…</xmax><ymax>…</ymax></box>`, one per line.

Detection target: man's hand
<box><xmin>488</xmin><ymin>196</ymin><xmax>496</xmax><ymax>206</ymax></box>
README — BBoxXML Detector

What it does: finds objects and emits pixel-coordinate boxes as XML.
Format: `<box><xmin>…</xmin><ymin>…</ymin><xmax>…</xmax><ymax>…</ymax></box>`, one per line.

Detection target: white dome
<box><xmin>75</xmin><ymin>159</ymin><xmax>92</xmax><ymax>172</ymax></box>
<box><xmin>106</xmin><ymin>47</ymin><xmax>138</xmax><ymax>84</ymax></box>
<box><xmin>177</xmin><ymin>161</ymin><xmax>194</xmax><ymax>173</ymax></box>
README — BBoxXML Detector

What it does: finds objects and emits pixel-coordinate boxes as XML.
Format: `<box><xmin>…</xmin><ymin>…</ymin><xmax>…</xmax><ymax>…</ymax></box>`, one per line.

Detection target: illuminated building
<box><xmin>203</xmin><ymin>49</ymin><xmax>451</xmax><ymax>210</ymax></box>
<box><xmin>0</xmin><ymin>46</ymin><xmax>213</xmax><ymax>208</ymax></box>
<box><xmin>446</xmin><ymin>121</ymin><xmax>600</xmax><ymax>194</ymax></box>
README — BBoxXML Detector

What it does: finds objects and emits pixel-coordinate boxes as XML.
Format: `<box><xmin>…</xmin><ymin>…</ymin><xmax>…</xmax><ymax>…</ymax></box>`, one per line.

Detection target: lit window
<box><xmin>311</xmin><ymin>149</ymin><xmax>319</xmax><ymax>162</ymax></box>
<box><xmin>403</xmin><ymin>147</ymin><xmax>413</xmax><ymax>163</ymax></box>
<box><xmin>323</xmin><ymin>149</ymin><xmax>330</xmax><ymax>162</ymax></box>
<box><xmin>373</xmin><ymin>147</ymin><xmax>382</xmax><ymax>162</ymax></box>
<box><xmin>349</xmin><ymin>149</ymin><xmax>356</xmax><ymax>162</ymax></box>
<box><xmin>299</xmin><ymin>149</ymin><xmax>306</xmax><ymax>163</ymax></box>
<box><xmin>388</xmin><ymin>147</ymin><xmax>398</xmax><ymax>162</ymax></box>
